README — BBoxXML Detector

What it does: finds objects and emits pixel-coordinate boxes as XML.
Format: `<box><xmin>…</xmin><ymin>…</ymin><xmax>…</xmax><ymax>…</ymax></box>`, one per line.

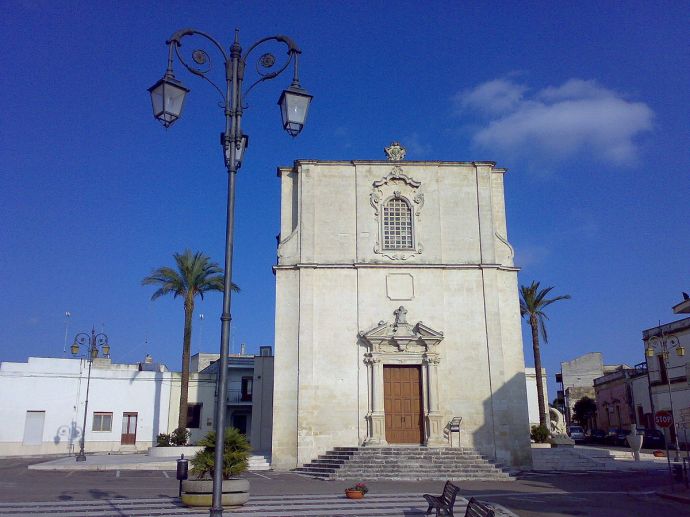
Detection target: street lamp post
<box><xmin>646</xmin><ymin>331</ymin><xmax>685</xmax><ymax>461</ymax></box>
<box><xmin>71</xmin><ymin>328</ymin><xmax>110</xmax><ymax>462</ymax></box>
<box><xmin>149</xmin><ymin>27</ymin><xmax>312</xmax><ymax>516</ymax></box>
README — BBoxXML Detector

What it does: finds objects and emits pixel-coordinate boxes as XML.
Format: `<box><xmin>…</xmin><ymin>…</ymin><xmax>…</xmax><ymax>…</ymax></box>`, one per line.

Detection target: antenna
<box><xmin>63</xmin><ymin>311</ymin><xmax>71</xmax><ymax>355</ymax></box>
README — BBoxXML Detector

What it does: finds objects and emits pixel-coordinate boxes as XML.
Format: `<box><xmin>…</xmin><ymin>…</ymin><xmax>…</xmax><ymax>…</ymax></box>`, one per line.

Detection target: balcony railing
<box><xmin>227</xmin><ymin>390</ymin><xmax>252</xmax><ymax>404</ymax></box>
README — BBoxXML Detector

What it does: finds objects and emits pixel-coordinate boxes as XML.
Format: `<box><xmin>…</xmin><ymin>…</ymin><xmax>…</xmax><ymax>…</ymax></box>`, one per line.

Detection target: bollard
<box><xmin>176</xmin><ymin>454</ymin><xmax>189</xmax><ymax>498</ymax></box>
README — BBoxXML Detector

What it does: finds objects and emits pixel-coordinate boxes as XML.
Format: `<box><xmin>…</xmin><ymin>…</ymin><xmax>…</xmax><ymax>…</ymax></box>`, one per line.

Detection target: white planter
<box><xmin>181</xmin><ymin>478</ymin><xmax>250</xmax><ymax>507</ymax></box>
<box><xmin>147</xmin><ymin>446</ymin><xmax>203</xmax><ymax>458</ymax></box>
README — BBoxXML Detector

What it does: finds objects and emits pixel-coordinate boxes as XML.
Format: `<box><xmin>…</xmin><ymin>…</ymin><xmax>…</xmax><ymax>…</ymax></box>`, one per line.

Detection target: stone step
<box><xmin>348</xmin><ymin>451</ymin><xmax>487</xmax><ymax>457</ymax></box>
<box><xmin>339</xmin><ymin>466</ymin><xmax>500</xmax><ymax>471</ymax></box>
<box><xmin>247</xmin><ymin>454</ymin><xmax>271</xmax><ymax>471</ymax></box>
<box><xmin>296</xmin><ymin>445</ymin><xmax>512</xmax><ymax>481</ymax></box>
<box><xmin>335</xmin><ymin>475</ymin><xmax>513</xmax><ymax>481</ymax></box>
<box><xmin>343</xmin><ymin>457</ymin><xmax>486</xmax><ymax>464</ymax></box>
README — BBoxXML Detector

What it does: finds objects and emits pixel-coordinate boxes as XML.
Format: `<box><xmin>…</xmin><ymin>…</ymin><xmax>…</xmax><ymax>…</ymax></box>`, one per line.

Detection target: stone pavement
<box><xmin>28</xmin><ymin>453</ymin><xmax>269</xmax><ymax>472</ymax></box>
<box><xmin>0</xmin><ymin>493</ymin><xmax>517</xmax><ymax>516</ymax></box>
<box><xmin>27</xmin><ymin>445</ymin><xmax>673</xmax><ymax>474</ymax></box>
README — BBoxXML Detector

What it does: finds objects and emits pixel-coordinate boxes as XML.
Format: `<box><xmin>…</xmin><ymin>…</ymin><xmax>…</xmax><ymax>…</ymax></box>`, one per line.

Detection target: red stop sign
<box><xmin>655</xmin><ymin>410</ymin><xmax>674</xmax><ymax>428</ymax></box>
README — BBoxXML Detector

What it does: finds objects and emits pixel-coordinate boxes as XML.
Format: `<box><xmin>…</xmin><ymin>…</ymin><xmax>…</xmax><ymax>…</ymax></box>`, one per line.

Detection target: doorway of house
<box><xmin>383</xmin><ymin>365</ymin><xmax>424</xmax><ymax>444</ymax></box>
<box><xmin>232</xmin><ymin>413</ymin><xmax>249</xmax><ymax>436</ymax></box>
<box><xmin>121</xmin><ymin>412</ymin><xmax>138</xmax><ymax>445</ymax></box>
<box><xmin>23</xmin><ymin>411</ymin><xmax>45</xmax><ymax>445</ymax></box>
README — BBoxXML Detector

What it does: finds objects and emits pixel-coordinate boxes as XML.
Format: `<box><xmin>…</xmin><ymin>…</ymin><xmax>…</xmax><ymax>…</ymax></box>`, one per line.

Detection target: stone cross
<box><xmin>394</xmin><ymin>306</ymin><xmax>408</xmax><ymax>325</ymax></box>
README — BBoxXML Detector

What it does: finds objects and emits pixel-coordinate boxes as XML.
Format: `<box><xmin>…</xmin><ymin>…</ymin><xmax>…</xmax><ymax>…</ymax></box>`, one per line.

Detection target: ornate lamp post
<box><xmin>71</xmin><ymin>328</ymin><xmax>110</xmax><ymax>462</ymax></box>
<box><xmin>149</xmin><ymin>27</ymin><xmax>312</xmax><ymax>516</ymax></box>
<box><xmin>646</xmin><ymin>332</ymin><xmax>685</xmax><ymax>461</ymax></box>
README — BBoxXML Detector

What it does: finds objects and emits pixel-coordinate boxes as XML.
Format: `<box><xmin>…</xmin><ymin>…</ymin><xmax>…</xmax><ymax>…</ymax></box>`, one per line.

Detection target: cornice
<box><xmin>273</xmin><ymin>263</ymin><xmax>520</xmax><ymax>272</ymax></box>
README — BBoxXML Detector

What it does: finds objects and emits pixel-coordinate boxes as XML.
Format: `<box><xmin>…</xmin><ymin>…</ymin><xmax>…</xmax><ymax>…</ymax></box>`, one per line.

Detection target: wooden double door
<box><xmin>383</xmin><ymin>365</ymin><xmax>424</xmax><ymax>444</ymax></box>
<box><xmin>121</xmin><ymin>412</ymin><xmax>138</xmax><ymax>445</ymax></box>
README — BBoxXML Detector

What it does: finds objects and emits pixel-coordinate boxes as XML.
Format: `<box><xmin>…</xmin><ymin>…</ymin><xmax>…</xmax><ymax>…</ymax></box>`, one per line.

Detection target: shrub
<box><xmin>531</xmin><ymin>425</ymin><xmax>550</xmax><ymax>443</ymax></box>
<box><xmin>347</xmin><ymin>482</ymin><xmax>368</xmax><ymax>494</ymax></box>
<box><xmin>156</xmin><ymin>433</ymin><xmax>172</xmax><ymax>447</ymax></box>
<box><xmin>190</xmin><ymin>428</ymin><xmax>251</xmax><ymax>480</ymax></box>
<box><xmin>171</xmin><ymin>427</ymin><xmax>191</xmax><ymax>446</ymax></box>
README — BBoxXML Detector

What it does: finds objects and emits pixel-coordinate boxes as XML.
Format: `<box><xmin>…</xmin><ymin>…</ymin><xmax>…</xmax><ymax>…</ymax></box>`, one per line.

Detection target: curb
<box><xmin>656</xmin><ymin>490</ymin><xmax>690</xmax><ymax>505</ymax></box>
<box><xmin>29</xmin><ymin>461</ymin><xmax>174</xmax><ymax>471</ymax></box>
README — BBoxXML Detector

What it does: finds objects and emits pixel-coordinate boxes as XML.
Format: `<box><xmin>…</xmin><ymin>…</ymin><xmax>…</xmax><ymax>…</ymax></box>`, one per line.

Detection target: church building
<box><xmin>272</xmin><ymin>143</ymin><xmax>532</xmax><ymax>470</ymax></box>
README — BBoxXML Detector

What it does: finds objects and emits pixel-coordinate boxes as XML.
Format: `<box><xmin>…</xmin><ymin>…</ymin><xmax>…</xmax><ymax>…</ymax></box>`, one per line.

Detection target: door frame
<box><xmin>363</xmin><ymin>352</ymin><xmax>445</xmax><ymax>447</ymax></box>
<box><xmin>121</xmin><ymin>412</ymin><xmax>138</xmax><ymax>445</ymax></box>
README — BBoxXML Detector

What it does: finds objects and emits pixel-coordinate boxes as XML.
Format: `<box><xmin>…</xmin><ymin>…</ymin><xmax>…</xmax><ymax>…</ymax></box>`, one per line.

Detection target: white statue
<box><xmin>549</xmin><ymin>407</ymin><xmax>567</xmax><ymax>435</ymax></box>
<box><xmin>548</xmin><ymin>407</ymin><xmax>575</xmax><ymax>446</ymax></box>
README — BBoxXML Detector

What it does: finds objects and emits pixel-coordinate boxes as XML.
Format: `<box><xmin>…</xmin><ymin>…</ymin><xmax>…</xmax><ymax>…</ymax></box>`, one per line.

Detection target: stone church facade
<box><xmin>272</xmin><ymin>143</ymin><xmax>532</xmax><ymax>470</ymax></box>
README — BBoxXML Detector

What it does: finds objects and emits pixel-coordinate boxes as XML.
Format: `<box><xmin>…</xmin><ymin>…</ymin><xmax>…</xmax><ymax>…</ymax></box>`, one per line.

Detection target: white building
<box><xmin>0</xmin><ymin>348</ymin><xmax>274</xmax><ymax>456</ymax></box>
<box><xmin>272</xmin><ymin>144</ymin><xmax>531</xmax><ymax>470</ymax></box>
<box><xmin>555</xmin><ymin>353</ymin><xmax>627</xmax><ymax>426</ymax></box>
<box><xmin>643</xmin><ymin>298</ymin><xmax>690</xmax><ymax>448</ymax></box>
<box><xmin>525</xmin><ymin>368</ymin><xmax>549</xmax><ymax>427</ymax></box>
<box><xmin>0</xmin><ymin>356</ymin><xmax>171</xmax><ymax>456</ymax></box>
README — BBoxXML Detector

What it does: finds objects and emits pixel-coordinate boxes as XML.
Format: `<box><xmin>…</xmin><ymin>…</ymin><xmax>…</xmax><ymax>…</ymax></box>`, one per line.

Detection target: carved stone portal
<box><xmin>359</xmin><ymin>307</ymin><xmax>446</xmax><ymax>446</ymax></box>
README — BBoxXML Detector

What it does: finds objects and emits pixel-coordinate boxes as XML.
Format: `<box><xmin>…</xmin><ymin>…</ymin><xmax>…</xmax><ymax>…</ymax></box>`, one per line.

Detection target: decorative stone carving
<box><xmin>359</xmin><ymin>307</ymin><xmax>444</xmax><ymax>353</ymax></box>
<box><xmin>372</xmin><ymin>166</ymin><xmax>421</xmax><ymax>190</ymax></box>
<box><xmin>384</xmin><ymin>141</ymin><xmax>406</xmax><ymax>161</ymax></box>
<box><xmin>548</xmin><ymin>407</ymin><xmax>575</xmax><ymax>447</ymax></box>
<box><xmin>371</xmin><ymin>166</ymin><xmax>424</xmax><ymax>261</ymax></box>
<box><xmin>393</xmin><ymin>306</ymin><xmax>408</xmax><ymax>325</ymax></box>
<box><xmin>422</xmin><ymin>353</ymin><xmax>441</xmax><ymax>365</ymax></box>
<box><xmin>549</xmin><ymin>407</ymin><xmax>567</xmax><ymax>435</ymax></box>
<box><xmin>494</xmin><ymin>231</ymin><xmax>515</xmax><ymax>266</ymax></box>
<box><xmin>362</xmin><ymin>355</ymin><xmax>381</xmax><ymax>365</ymax></box>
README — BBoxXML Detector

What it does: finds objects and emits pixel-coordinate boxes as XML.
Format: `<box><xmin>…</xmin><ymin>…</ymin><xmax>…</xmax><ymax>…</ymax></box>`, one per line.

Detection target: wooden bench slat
<box><xmin>465</xmin><ymin>497</ymin><xmax>495</xmax><ymax>517</ymax></box>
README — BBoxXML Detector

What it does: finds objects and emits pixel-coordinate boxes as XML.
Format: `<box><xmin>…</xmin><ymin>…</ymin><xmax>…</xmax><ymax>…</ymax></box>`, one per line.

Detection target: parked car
<box><xmin>587</xmin><ymin>429</ymin><xmax>607</xmax><ymax>444</ymax></box>
<box><xmin>641</xmin><ymin>429</ymin><xmax>666</xmax><ymax>449</ymax></box>
<box><xmin>605</xmin><ymin>428</ymin><xmax>632</xmax><ymax>446</ymax></box>
<box><xmin>568</xmin><ymin>425</ymin><xmax>586</xmax><ymax>443</ymax></box>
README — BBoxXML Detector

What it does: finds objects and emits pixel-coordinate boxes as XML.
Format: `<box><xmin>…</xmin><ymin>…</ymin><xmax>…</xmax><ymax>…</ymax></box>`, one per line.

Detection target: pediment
<box><xmin>359</xmin><ymin>306</ymin><xmax>444</xmax><ymax>353</ymax></box>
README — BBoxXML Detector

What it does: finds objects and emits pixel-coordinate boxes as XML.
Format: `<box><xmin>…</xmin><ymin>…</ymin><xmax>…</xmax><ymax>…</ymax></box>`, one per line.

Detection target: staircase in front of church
<box><xmin>293</xmin><ymin>446</ymin><xmax>514</xmax><ymax>481</ymax></box>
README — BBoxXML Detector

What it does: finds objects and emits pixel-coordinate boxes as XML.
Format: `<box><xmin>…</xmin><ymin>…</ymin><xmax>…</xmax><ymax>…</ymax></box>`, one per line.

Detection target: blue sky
<box><xmin>1</xmin><ymin>1</ymin><xmax>688</xmax><ymax>399</ymax></box>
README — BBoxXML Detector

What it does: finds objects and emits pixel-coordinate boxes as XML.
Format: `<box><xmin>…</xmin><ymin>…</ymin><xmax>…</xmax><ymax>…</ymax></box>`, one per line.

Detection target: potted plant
<box><xmin>149</xmin><ymin>427</ymin><xmax>202</xmax><ymax>457</ymax></box>
<box><xmin>530</xmin><ymin>425</ymin><xmax>552</xmax><ymax>448</ymax></box>
<box><xmin>180</xmin><ymin>428</ymin><xmax>251</xmax><ymax>508</ymax></box>
<box><xmin>345</xmin><ymin>483</ymin><xmax>368</xmax><ymax>499</ymax></box>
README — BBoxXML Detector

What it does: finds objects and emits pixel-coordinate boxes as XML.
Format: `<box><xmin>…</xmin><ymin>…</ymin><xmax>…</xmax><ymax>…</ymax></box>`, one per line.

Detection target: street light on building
<box><xmin>646</xmin><ymin>332</ymin><xmax>684</xmax><ymax>460</ymax></box>
<box><xmin>149</xmin><ymin>27</ymin><xmax>312</xmax><ymax>516</ymax></box>
<box><xmin>71</xmin><ymin>328</ymin><xmax>110</xmax><ymax>462</ymax></box>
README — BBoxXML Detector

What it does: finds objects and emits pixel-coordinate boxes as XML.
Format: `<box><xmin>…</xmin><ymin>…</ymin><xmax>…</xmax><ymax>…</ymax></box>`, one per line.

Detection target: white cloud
<box><xmin>402</xmin><ymin>133</ymin><xmax>432</xmax><ymax>158</ymax></box>
<box><xmin>456</xmin><ymin>78</ymin><xmax>654</xmax><ymax>166</ymax></box>
<box><xmin>514</xmin><ymin>244</ymin><xmax>550</xmax><ymax>267</ymax></box>
<box><xmin>454</xmin><ymin>78</ymin><xmax>528</xmax><ymax>115</ymax></box>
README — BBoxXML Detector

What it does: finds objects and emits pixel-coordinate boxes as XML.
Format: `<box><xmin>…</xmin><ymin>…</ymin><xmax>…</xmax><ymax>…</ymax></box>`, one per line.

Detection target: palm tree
<box><xmin>143</xmin><ymin>249</ymin><xmax>239</xmax><ymax>430</ymax></box>
<box><xmin>519</xmin><ymin>281</ymin><xmax>570</xmax><ymax>428</ymax></box>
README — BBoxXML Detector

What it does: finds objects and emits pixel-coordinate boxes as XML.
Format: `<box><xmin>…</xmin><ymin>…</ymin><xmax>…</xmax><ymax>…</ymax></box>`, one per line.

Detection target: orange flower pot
<box><xmin>345</xmin><ymin>489</ymin><xmax>364</xmax><ymax>499</ymax></box>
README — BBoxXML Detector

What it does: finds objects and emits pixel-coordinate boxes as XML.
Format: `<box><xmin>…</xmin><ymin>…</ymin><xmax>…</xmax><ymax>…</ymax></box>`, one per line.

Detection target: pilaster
<box><xmin>363</xmin><ymin>355</ymin><xmax>387</xmax><ymax>446</ymax></box>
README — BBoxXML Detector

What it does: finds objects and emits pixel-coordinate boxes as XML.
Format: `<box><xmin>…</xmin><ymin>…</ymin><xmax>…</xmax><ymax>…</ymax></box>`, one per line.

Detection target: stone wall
<box><xmin>272</xmin><ymin>158</ymin><xmax>531</xmax><ymax>470</ymax></box>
